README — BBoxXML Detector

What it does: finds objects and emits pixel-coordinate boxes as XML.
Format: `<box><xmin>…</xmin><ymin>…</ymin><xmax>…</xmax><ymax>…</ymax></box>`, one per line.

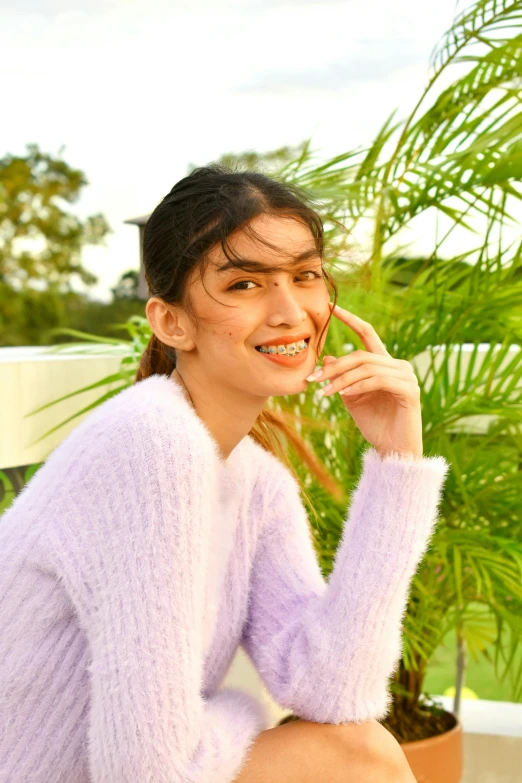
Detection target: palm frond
<box><xmin>429</xmin><ymin>0</ymin><xmax>522</xmax><ymax>76</ymax></box>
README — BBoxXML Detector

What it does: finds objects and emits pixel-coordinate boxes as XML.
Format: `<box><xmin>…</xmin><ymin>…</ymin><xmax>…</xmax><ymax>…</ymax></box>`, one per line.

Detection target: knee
<box><xmin>332</xmin><ymin>719</ymin><xmax>416</xmax><ymax>782</ymax></box>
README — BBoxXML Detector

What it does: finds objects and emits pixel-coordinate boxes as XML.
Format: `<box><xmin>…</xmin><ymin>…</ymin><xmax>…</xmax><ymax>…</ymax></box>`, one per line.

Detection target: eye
<box><xmin>227</xmin><ymin>270</ymin><xmax>323</xmax><ymax>291</ymax></box>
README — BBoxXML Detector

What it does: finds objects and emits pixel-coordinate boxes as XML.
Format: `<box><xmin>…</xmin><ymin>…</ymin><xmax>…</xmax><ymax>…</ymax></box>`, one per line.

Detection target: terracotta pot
<box><xmin>400</xmin><ymin>712</ymin><xmax>463</xmax><ymax>783</ymax></box>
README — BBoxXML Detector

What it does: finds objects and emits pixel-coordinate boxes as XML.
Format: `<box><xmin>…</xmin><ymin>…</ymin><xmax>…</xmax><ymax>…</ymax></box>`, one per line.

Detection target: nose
<box><xmin>265</xmin><ymin>280</ymin><xmax>309</xmax><ymax>322</ymax></box>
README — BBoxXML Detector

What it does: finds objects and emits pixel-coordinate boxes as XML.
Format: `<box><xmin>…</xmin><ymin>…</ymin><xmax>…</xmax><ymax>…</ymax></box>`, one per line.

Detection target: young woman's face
<box><xmin>183</xmin><ymin>212</ymin><xmax>331</xmax><ymax>398</ymax></box>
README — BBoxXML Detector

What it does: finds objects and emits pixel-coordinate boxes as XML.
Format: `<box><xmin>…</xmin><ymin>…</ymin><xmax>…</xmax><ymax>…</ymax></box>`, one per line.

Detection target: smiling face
<box><xmin>176</xmin><ymin>212</ymin><xmax>332</xmax><ymax>397</ymax></box>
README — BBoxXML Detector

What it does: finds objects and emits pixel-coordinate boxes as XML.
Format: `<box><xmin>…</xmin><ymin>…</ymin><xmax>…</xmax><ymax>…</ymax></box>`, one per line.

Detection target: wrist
<box><xmin>377</xmin><ymin>449</ymin><xmax>423</xmax><ymax>461</ymax></box>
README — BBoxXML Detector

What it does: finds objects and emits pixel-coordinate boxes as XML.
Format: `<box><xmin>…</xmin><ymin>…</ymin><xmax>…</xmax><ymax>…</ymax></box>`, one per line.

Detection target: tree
<box><xmin>0</xmin><ymin>143</ymin><xmax>111</xmax><ymax>291</ymax></box>
<box><xmin>110</xmin><ymin>270</ymin><xmax>139</xmax><ymax>300</ymax></box>
<box><xmin>188</xmin><ymin>142</ymin><xmax>309</xmax><ymax>178</ymax></box>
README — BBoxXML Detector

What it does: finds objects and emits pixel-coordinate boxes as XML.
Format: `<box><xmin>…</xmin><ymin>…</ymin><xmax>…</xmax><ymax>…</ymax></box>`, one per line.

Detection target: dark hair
<box><xmin>135</xmin><ymin>164</ymin><xmax>345</xmax><ymax>505</ymax></box>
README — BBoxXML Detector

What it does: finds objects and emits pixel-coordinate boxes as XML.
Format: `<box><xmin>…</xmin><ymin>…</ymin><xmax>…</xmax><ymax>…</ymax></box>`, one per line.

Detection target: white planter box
<box><xmin>0</xmin><ymin>345</ymin><xmax>124</xmax><ymax>470</ymax></box>
<box><xmin>431</xmin><ymin>695</ymin><xmax>522</xmax><ymax>737</ymax></box>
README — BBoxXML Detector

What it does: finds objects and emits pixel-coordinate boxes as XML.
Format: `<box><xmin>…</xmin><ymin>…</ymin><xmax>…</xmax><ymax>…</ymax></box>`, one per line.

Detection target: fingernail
<box><xmin>306</xmin><ymin>369</ymin><xmax>323</xmax><ymax>381</ymax></box>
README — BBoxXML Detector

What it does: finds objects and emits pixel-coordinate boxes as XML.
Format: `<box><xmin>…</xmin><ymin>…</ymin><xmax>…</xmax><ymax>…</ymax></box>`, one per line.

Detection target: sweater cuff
<box><xmin>363</xmin><ymin>445</ymin><xmax>449</xmax><ymax>470</ymax></box>
<box><xmin>187</xmin><ymin>688</ymin><xmax>270</xmax><ymax>783</ymax></box>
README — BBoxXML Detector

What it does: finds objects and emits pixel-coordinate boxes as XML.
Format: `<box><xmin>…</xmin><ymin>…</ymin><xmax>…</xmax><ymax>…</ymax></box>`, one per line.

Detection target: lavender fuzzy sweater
<box><xmin>0</xmin><ymin>373</ymin><xmax>450</xmax><ymax>782</ymax></box>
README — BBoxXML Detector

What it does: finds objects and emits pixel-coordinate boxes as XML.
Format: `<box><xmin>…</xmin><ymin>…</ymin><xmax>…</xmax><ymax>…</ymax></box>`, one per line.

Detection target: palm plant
<box><xmin>24</xmin><ymin>0</ymin><xmax>522</xmax><ymax>742</ymax></box>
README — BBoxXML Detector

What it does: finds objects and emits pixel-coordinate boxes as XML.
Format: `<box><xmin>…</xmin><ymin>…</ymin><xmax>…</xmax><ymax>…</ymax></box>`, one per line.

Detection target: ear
<box><xmin>146</xmin><ymin>297</ymin><xmax>195</xmax><ymax>352</ymax></box>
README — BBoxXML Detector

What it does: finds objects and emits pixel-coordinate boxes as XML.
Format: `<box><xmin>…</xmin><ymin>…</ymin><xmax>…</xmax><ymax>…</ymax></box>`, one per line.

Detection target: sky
<box><xmin>1</xmin><ymin>0</ymin><xmax>499</xmax><ymax>303</ymax></box>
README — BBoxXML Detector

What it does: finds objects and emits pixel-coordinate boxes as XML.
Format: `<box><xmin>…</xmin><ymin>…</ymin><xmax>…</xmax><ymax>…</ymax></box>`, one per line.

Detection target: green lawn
<box><xmin>423</xmin><ymin>626</ymin><xmax>521</xmax><ymax>703</ymax></box>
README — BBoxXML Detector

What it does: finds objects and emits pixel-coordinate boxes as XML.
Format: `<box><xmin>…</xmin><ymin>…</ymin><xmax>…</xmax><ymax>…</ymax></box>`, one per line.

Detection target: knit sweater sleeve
<box><xmin>43</xmin><ymin>402</ymin><xmax>269</xmax><ymax>783</ymax></box>
<box><xmin>241</xmin><ymin>446</ymin><xmax>450</xmax><ymax>725</ymax></box>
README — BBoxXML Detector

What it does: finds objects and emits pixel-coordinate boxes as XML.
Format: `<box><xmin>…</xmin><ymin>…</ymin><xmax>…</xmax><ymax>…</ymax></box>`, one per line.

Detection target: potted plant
<box><xmin>271</xmin><ymin>0</ymin><xmax>522</xmax><ymax>779</ymax></box>
<box><xmin>20</xmin><ymin>1</ymin><xmax>522</xmax><ymax>780</ymax></box>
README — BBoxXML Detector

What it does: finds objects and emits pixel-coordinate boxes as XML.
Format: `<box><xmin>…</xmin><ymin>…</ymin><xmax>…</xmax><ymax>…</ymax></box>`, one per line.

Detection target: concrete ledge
<box><xmin>462</xmin><ymin>734</ymin><xmax>522</xmax><ymax>783</ymax></box>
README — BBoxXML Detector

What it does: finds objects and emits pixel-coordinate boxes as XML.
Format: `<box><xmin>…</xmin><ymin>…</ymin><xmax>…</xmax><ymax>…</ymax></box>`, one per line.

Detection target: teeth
<box><xmin>258</xmin><ymin>339</ymin><xmax>308</xmax><ymax>355</ymax></box>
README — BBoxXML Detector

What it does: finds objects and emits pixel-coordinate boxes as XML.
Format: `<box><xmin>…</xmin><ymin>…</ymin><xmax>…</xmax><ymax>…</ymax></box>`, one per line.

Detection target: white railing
<box><xmin>1</xmin><ymin>342</ymin><xmax>520</xmax><ymax>470</ymax></box>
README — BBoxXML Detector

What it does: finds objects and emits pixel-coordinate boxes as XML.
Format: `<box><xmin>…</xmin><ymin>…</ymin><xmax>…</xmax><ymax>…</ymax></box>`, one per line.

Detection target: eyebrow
<box><xmin>215</xmin><ymin>246</ymin><xmax>322</xmax><ymax>274</ymax></box>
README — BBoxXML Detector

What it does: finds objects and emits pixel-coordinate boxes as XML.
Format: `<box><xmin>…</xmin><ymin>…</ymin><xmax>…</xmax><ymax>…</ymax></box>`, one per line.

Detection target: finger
<box><xmin>328</xmin><ymin>302</ymin><xmax>390</xmax><ymax>357</ymax></box>
<box><xmin>319</xmin><ymin>366</ymin><xmax>412</xmax><ymax>397</ymax></box>
<box><xmin>309</xmin><ymin>353</ymin><xmax>410</xmax><ymax>383</ymax></box>
<box><xmin>338</xmin><ymin>375</ymin><xmax>421</xmax><ymax>402</ymax></box>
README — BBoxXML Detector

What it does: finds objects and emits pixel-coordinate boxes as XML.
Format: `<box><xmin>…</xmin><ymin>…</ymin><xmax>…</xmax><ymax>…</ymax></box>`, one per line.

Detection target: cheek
<box><xmin>208</xmin><ymin>324</ymin><xmax>249</xmax><ymax>352</ymax></box>
<box><xmin>218</xmin><ymin>316</ymin><xmax>255</xmax><ymax>344</ymax></box>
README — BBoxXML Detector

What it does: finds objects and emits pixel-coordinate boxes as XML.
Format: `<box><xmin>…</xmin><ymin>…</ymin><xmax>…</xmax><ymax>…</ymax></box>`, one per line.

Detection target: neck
<box><xmin>169</xmin><ymin>368</ymin><xmax>267</xmax><ymax>462</ymax></box>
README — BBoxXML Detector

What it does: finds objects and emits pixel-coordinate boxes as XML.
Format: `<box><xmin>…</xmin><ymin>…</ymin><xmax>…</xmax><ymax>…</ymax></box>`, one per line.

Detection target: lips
<box><xmin>255</xmin><ymin>341</ymin><xmax>310</xmax><ymax>366</ymax></box>
<box><xmin>255</xmin><ymin>337</ymin><xmax>310</xmax><ymax>351</ymax></box>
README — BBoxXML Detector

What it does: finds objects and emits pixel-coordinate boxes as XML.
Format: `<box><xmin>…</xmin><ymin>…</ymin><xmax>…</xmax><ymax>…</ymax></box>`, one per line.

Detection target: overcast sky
<box><xmin>1</xmin><ymin>0</ymin><xmax>490</xmax><ymax>302</ymax></box>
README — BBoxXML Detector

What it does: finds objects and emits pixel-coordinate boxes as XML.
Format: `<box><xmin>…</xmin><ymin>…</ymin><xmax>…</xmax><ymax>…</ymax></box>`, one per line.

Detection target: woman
<box><xmin>0</xmin><ymin>165</ymin><xmax>449</xmax><ymax>783</ymax></box>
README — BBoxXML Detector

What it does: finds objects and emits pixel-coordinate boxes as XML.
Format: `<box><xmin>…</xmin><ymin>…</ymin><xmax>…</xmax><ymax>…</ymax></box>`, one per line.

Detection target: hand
<box><xmin>306</xmin><ymin>302</ymin><xmax>423</xmax><ymax>460</ymax></box>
